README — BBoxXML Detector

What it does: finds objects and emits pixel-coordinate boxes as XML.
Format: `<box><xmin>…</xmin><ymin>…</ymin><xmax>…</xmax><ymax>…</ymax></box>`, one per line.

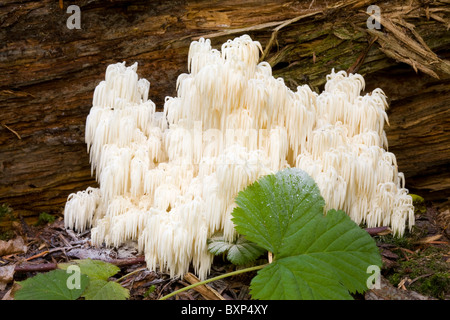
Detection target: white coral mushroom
<box><xmin>64</xmin><ymin>34</ymin><xmax>414</xmax><ymax>280</ymax></box>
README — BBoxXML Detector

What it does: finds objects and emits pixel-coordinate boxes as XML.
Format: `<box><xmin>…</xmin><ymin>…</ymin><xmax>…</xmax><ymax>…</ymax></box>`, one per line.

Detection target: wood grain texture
<box><xmin>1</xmin><ymin>0</ymin><xmax>449</xmax><ymax>218</ymax></box>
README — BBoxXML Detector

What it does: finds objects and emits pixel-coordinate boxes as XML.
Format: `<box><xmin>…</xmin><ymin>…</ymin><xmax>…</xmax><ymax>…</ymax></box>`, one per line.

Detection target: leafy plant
<box><xmin>15</xmin><ymin>259</ymin><xmax>129</xmax><ymax>300</ymax></box>
<box><xmin>162</xmin><ymin>168</ymin><xmax>382</xmax><ymax>300</ymax></box>
<box><xmin>232</xmin><ymin>168</ymin><xmax>382</xmax><ymax>299</ymax></box>
<box><xmin>59</xmin><ymin>259</ymin><xmax>129</xmax><ymax>300</ymax></box>
<box><xmin>207</xmin><ymin>232</ymin><xmax>266</xmax><ymax>265</ymax></box>
<box><xmin>14</xmin><ymin>269</ymin><xmax>89</xmax><ymax>300</ymax></box>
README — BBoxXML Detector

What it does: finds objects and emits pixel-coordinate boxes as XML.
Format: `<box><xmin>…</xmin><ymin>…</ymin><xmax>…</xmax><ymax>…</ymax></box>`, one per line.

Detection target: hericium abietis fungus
<box><xmin>64</xmin><ymin>35</ymin><xmax>414</xmax><ymax>280</ymax></box>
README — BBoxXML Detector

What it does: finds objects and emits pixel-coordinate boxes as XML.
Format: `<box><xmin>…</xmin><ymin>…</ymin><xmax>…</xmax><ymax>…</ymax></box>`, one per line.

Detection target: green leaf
<box><xmin>227</xmin><ymin>236</ymin><xmax>267</xmax><ymax>265</ymax></box>
<box><xmin>232</xmin><ymin>168</ymin><xmax>325</xmax><ymax>256</ymax></box>
<box><xmin>58</xmin><ymin>259</ymin><xmax>120</xmax><ymax>281</ymax></box>
<box><xmin>231</xmin><ymin>168</ymin><xmax>382</xmax><ymax>300</ymax></box>
<box><xmin>207</xmin><ymin>232</ymin><xmax>233</xmax><ymax>256</ymax></box>
<box><xmin>15</xmin><ymin>269</ymin><xmax>89</xmax><ymax>300</ymax></box>
<box><xmin>250</xmin><ymin>256</ymin><xmax>351</xmax><ymax>299</ymax></box>
<box><xmin>82</xmin><ymin>279</ymin><xmax>130</xmax><ymax>300</ymax></box>
<box><xmin>207</xmin><ymin>233</ymin><xmax>266</xmax><ymax>265</ymax></box>
<box><xmin>58</xmin><ymin>259</ymin><xmax>129</xmax><ymax>300</ymax></box>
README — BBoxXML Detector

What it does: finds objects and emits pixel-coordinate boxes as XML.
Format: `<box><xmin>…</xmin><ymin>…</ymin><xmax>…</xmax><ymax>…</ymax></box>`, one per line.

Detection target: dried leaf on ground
<box><xmin>0</xmin><ymin>237</ymin><xmax>27</xmax><ymax>256</ymax></box>
<box><xmin>1</xmin><ymin>282</ymin><xmax>21</xmax><ymax>300</ymax></box>
<box><xmin>414</xmin><ymin>234</ymin><xmax>443</xmax><ymax>244</ymax></box>
<box><xmin>0</xmin><ymin>264</ymin><xmax>15</xmax><ymax>291</ymax></box>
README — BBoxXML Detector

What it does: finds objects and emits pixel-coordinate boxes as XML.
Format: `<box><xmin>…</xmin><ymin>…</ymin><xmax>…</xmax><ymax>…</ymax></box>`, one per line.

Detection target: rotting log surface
<box><xmin>1</xmin><ymin>0</ymin><xmax>449</xmax><ymax>219</ymax></box>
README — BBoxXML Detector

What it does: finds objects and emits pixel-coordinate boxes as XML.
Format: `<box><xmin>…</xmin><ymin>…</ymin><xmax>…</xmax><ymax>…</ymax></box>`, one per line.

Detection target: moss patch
<box><xmin>35</xmin><ymin>212</ymin><xmax>56</xmax><ymax>226</ymax></box>
<box><xmin>0</xmin><ymin>204</ymin><xmax>17</xmax><ymax>240</ymax></box>
<box><xmin>387</xmin><ymin>246</ymin><xmax>450</xmax><ymax>299</ymax></box>
<box><xmin>410</xmin><ymin>194</ymin><xmax>426</xmax><ymax>215</ymax></box>
<box><xmin>0</xmin><ymin>204</ymin><xmax>13</xmax><ymax>219</ymax></box>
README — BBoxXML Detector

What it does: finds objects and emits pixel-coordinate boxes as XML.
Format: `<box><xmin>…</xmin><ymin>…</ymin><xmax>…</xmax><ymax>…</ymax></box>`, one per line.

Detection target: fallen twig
<box><xmin>25</xmin><ymin>250</ymin><xmax>49</xmax><ymax>261</ymax></box>
<box><xmin>14</xmin><ymin>255</ymin><xmax>146</xmax><ymax>273</ymax></box>
<box><xmin>160</xmin><ymin>264</ymin><xmax>267</xmax><ymax>300</ymax></box>
<box><xmin>108</xmin><ymin>256</ymin><xmax>146</xmax><ymax>267</ymax></box>
<box><xmin>365</xmin><ymin>226</ymin><xmax>391</xmax><ymax>236</ymax></box>
<box><xmin>14</xmin><ymin>262</ymin><xmax>58</xmax><ymax>273</ymax></box>
<box><xmin>413</xmin><ymin>234</ymin><xmax>442</xmax><ymax>244</ymax></box>
<box><xmin>191</xmin><ymin>20</ymin><xmax>283</xmax><ymax>41</ymax></box>
<box><xmin>115</xmin><ymin>267</ymin><xmax>147</xmax><ymax>283</ymax></box>
<box><xmin>260</xmin><ymin>11</ymin><xmax>322</xmax><ymax>61</ymax></box>
<box><xmin>398</xmin><ymin>247</ymin><xmax>415</xmax><ymax>261</ymax></box>
<box><xmin>347</xmin><ymin>36</ymin><xmax>378</xmax><ymax>74</ymax></box>
<box><xmin>183</xmin><ymin>272</ymin><xmax>226</xmax><ymax>300</ymax></box>
<box><xmin>409</xmin><ymin>273</ymin><xmax>434</xmax><ymax>286</ymax></box>
<box><xmin>0</xmin><ymin>122</ymin><xmax>21</xmax><ymax>140</ymax></box>
<box><xmin>157</xmin><ymin>278</ymin><xmax>179</xmax><ymax>300</ymax></box>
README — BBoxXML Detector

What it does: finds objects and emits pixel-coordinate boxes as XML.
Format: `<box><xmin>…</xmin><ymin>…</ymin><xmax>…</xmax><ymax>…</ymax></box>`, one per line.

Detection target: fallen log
<box><xmin>0</xmin><ymin>0</ymin><xmax>449</xmax><ymax>220</ymax></box>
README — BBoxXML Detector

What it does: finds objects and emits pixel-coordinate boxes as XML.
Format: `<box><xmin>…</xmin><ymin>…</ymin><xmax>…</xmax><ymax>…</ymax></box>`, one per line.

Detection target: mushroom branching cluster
<box><xmin>64</xmin><ymin>35</ymin><xmax>414</xmax><ymax>280</ymax></box>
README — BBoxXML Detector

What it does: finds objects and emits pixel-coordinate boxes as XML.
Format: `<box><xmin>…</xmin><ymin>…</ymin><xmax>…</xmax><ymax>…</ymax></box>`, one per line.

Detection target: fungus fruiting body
<box><xmin>64</xmin><ymin>35</ymin><xmax>414</xmax><ymax>280</ymax></box>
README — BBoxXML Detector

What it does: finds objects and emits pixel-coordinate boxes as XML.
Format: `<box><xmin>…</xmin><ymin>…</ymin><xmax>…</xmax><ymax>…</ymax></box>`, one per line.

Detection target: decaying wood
<box><xmin>1</xmin><ymin>0</ymin><xmax>449</xmax><ymax>219</ymax></box>
<box><xmin>183</xmin><ymin>272</ymin><xmax>226</xmax><ymax>300</ymax></box>
<box><xmin>367</xmin><ymin>15</ymin><xmax>450</xmax><ymax>79</ymax></box>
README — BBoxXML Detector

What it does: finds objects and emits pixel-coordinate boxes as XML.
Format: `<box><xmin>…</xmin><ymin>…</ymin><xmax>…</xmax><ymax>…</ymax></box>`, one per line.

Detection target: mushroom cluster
<box><xmin>64</xmin><ymin>35</ymin><xmax>414</xmax><ymax>279</ymax></box>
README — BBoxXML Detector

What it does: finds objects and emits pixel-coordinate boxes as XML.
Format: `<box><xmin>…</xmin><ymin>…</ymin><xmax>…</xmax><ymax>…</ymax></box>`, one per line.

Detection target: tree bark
<box><xmin>1</xmin><ymin>0</ymin><xmax>449</xmax><ymax>221</ymax></box>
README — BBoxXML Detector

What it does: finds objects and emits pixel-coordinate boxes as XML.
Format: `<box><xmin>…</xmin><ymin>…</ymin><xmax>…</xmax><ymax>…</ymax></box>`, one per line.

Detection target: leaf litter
<box><xmin>0</xmin><ymin>200</ymin><xmax>448</xmax><ymax>300</ymax></box>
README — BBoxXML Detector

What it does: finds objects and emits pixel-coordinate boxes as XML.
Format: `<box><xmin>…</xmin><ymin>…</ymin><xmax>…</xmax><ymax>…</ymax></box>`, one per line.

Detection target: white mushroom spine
<box><xmin>64</xmin><ymin>35</ymin><xmax>414</xmax><ymax>280</ymax></box>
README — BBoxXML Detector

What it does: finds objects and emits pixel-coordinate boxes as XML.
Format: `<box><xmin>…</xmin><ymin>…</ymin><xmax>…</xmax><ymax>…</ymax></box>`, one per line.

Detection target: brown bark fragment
<box><xmin>1</xmin><ymin>0</ymin><xmax>449</xmax><ymax>218</ymax></box>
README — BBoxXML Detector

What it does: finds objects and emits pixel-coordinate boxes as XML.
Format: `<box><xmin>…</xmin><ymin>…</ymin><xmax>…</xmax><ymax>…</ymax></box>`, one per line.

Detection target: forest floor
<box><xmin>0</xmin><ymin>200</ymin><xmax>448</xmax><ymax>300</ymax></box>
